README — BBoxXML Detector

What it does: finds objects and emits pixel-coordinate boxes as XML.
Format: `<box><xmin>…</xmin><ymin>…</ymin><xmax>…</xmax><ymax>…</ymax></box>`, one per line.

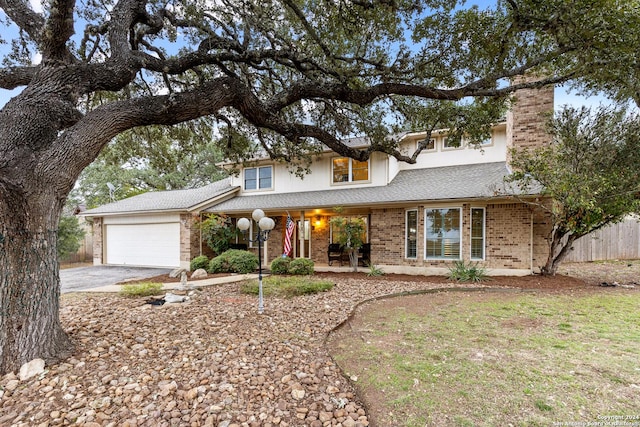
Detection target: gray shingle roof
<box><xmin>81</xmin><ymin>178</ymin><xmax>238</xmax><ymax>216</ymax></box>
<box><xmin>206</xmin><ymin>162</ymin><xmax>530</xmax><ymax>213</ymax></box>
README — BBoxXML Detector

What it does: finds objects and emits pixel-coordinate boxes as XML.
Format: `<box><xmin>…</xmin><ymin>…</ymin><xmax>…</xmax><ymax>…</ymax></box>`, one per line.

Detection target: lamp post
<box><xmin>237</xmin><ymin>209</ymin><xmax>275</xmax><ymax>314</ymax></box>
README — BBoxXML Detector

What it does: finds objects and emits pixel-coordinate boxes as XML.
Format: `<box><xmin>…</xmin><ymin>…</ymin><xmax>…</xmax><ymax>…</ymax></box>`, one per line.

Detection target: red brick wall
<box><xmin>365</xmin><ymin>203</ymin><xmax>549</xmax><ymax>271</ymax></box>
<box><xmin>507</xmin><ymin>77</ymin><xmax>554</xmax><ymax>157</ymax></box>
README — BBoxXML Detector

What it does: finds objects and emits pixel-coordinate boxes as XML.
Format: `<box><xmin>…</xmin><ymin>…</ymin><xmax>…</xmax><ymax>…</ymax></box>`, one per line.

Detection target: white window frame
<box><xmin>470</xmin><ymin>207</ymin><xmax>486</xmax><ymax>261</ymax></box>
<box><xmin>442</xmin><ymin>136</ymin><xmax>463</xmax><ymax>151</ymax></box>
<box><xmin>405</xmin><ymin>209</ymin><xmax>418</xmax><ymax>259</ymax></box>
<box><xmin>331</xmin><ymin>157</ymin><xmax>370</xmax><ymax>184</ymax></box>
<box><xmin>417</xmin><ymin>138</ymin><xmax>436</xmax><ymax>153</ymax></box>
<box><xmin>424</xmin><ymin>207</ymin><xmax>462</xmax><ymax>260</ymax></box>
<box><xmin>465</xmin><ymin>133</ymin><xmax>494</xmax><ymax>148</ymax></box>
<box><xmin>244</xmin><ymin>165</ymin><xmax>273</xmax><ymax>191</ymax></box>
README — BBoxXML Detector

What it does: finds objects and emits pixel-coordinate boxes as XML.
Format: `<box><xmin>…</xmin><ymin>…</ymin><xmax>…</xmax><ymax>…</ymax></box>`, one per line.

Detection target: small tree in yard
<box><xmin>507</xmin><ymin>106</ymin><xmax>640</xmax><ymax>276</ymax></box>
<box><xmin>330</xmin><ymin>216</ymin><xmax>366</xmax><ymax>272</ymax></box>
<box><xmin>57</xmin><ymin>216</ymin><xmax>86</xmax><ymax>260</ymax></box>
<box><xmin>197</xmin><ymin>214</ymin><xmax>237</xmax><ymax>256</ymax></box>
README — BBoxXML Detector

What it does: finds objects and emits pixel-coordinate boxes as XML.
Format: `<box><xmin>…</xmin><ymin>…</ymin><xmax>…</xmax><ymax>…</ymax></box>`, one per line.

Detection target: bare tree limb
<box><xmin>0</xmin><ymin>66</ymin><xmax>38</xmax><ymax>89</ymax></box>
<box><xmin>0</xmin><ymin>0</ymin><xmax>45</xmax><ymax>43</ymax></box>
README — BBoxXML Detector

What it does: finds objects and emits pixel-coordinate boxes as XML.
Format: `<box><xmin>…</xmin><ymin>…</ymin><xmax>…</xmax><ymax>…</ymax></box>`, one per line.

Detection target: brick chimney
<box><xmin>506</xmin><ymin>76</ymin><xmax>554</xmax><ymax>157</ymax></box>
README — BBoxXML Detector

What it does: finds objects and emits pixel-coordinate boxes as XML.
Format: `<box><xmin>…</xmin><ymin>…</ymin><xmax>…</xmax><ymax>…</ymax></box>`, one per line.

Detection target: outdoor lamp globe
<box><xmin>259</xmin><ymin>217</ymin><xmax>275</xmax><ymax>231</ymax></box>
<box><xmin>252</xmin><ymin>209</ymin><xmax>265</xmax><ymax>223</ymax></box>
<box><xmin>237</xmin><ymin>217</ymin><xmax>251</xmax><ymax>231</ymax></box>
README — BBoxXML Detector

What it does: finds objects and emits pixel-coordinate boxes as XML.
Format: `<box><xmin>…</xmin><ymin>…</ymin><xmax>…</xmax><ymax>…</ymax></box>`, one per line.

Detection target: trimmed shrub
<box><xmin>120</xmin><ymin>282</ymin><xmax>164</xmax><ymax>297</ymax></box>
<box><xmin>288</xmin><ymin>258</ymin><xmax>315</xmax><ymax>275</ymax></box>
<box><xmin>190</xmin><ymin>255</ymin><xmax>209</xmax><ymax>271</ymax></box>
<box><xmin>208</xmin><ymin>249</ymin><xmax>258</xmax><ymax>274</ymax></box>
<box><xmin>240</xmin><ymin>276</ymin><xmax>334</xmax><ymax>297</ymax></box>
<box><xmin>270</xmin><ymin>256</ymin><xmax>291</xmax><ymax>274</ymax></box>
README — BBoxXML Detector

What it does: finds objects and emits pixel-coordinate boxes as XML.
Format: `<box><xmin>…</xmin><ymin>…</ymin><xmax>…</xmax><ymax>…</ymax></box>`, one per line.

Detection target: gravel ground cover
<box><xmin>1</xmin><ymin>275</ymin><xmax>492</xmax><ymax>427</ymax></box>
<box><xmin>0</xmin><ymin>263</ymin><xmax>627</xmax><ymax>427</ymax></box>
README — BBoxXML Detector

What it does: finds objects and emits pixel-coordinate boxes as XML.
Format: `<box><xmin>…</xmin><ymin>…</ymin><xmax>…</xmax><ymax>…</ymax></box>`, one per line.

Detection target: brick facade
<box><xmin>506</xmin><ymin>78</ymin><xmax>554</xmax><ymax>155</ymax></box>
<box><xmin>92</xmin><ymin>217</ymin><xmax>103</xmax><ymax>265</ymax></box>
<box><xmin>180</xmin><ymin>214</ymin><xmax>196</xmax><ymax>269</ymax></box>
<box><xmin>333</xmin><ymin>203</ymin><xmax>551</xmax><ymax>272</ymax></box>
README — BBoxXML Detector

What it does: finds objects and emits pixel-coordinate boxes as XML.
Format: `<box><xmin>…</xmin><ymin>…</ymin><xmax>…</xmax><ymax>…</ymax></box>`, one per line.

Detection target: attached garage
<box><xmin>81</xmin><ymin>179</ymin><xmax>240</xmax><ymax>269</ymax></box>
<box><xmin>103</xmin><ymin>215</ymin><xmax>181</xmax><ymax>268</ymax></box>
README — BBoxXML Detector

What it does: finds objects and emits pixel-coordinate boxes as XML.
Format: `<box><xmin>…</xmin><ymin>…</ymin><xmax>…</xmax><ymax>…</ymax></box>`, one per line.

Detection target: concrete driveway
<box><xmin>60</xmin><ymin>265</ymin><xmax>172</xmax><ymax>294</ymax></box>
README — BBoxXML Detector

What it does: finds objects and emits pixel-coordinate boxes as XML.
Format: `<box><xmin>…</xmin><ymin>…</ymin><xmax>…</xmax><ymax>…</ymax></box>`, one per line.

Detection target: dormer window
<box><xmin>332</xmin><ymin>157</ymin><xmax>369</xmax><ymax>183</ymax></box>
<box><xmin>244</xmin><ymin>166</ymin><xmax>272</xmax><ymax>190</ymax></box>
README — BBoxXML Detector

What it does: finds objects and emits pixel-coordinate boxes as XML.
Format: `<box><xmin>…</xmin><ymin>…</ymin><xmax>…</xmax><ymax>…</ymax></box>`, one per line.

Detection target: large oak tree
<box><xmin>0</xmin><ymin>0</ymin><xmax>637</xmax><ymax>373</ymax></box>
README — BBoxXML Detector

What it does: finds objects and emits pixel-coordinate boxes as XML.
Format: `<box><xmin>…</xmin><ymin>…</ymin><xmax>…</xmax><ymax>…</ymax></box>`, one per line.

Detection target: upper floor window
<box><xmin>442</xmin><ymin>136</ymin><xmax>462</xmax><ymax>150</ymax></box>
<box><xmin>418</xmin><ymin>138</ymin><xmax>436</xmax><ymax>152</ymax></box>
<box><xmin>244</xmin><ymin>166</ymin><xmax>272</xmax><ymax>190</ymax></box>
<box><xmin>332</xmin><ymin>157</ymin><xmax>369</xmax><ymax>183</ymax></box>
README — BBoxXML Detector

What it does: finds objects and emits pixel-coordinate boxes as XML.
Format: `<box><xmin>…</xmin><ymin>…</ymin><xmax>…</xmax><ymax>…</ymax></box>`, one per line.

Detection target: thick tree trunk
<box><xmin>347</xmin><ymin>248</ymin><xmax>358</xmax><ymax>272</ymax></box>
<box><xmin>540</xmin><ymin>232</ymin><xmax>577</xmax><ymax>276</ymax></box>
<box><xmin>0</xmin><ymin>187</ymin><xmax>74</xmax><ymax>375</ymax></box>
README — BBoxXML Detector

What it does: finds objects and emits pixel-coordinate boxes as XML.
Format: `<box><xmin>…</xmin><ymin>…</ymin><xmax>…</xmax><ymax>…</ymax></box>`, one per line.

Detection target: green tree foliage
<box><xmin>57</xmin><ymin>216</ymin><xmax>86</xmax><ymax>259</ymax></box>
<box><xmin>197</xmin><ymin>214</ymin><xmax>237</xmax><ymax>256</ymax></box>
<box><xmin>507</xmin><ymin>106</ymin><xmax>640</xmax><ymax>275</ymax></box>
<box><xmin>330</xmin><ymin>214</ymin><xmax>367</xmax><ymax>271</ymax></box>
<box><xmin>73</xmin><ymin>120</ymin><xmax>227</xmax><ymax>208</ymax></box>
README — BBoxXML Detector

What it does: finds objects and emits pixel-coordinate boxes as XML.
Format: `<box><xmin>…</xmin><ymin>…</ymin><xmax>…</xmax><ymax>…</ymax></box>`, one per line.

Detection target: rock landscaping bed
<box><xmin>0</xmin><ymin>266</ymin><xmax>622</xmax><ymax>426</ymax></box>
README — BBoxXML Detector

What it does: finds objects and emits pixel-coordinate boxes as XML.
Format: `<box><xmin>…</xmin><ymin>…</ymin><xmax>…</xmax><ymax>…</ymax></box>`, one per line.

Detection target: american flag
<box><xmin>283</xmin><ymin>215</ymin><xmax>295</xmax><ymax>256</ymax></box>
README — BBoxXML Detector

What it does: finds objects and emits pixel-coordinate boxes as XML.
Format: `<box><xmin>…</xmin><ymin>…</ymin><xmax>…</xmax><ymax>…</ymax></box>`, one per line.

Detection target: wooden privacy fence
<box><xmin>564</xmin><ymin>217</ymin><xmax>640</xmax><ymax>262</ymax></box>
<box><xmin>60</xmin><ymin>225</ymin><xmax>94</xmax><ymax>263</ymax></box>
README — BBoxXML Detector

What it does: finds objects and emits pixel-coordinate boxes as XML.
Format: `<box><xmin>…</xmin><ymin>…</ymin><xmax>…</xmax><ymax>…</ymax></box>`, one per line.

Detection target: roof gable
<box><xmin>81</xmin><ymin>178</ymin><xmax>239</xmax><ymax>216</ymax></box>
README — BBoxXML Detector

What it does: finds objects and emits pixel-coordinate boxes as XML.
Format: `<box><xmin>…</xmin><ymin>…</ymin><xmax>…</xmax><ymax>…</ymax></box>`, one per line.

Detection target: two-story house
<box><xmin>82</xmin><ymin>84</ymin><xmax>553</xmax><ymax>275</ymax></box>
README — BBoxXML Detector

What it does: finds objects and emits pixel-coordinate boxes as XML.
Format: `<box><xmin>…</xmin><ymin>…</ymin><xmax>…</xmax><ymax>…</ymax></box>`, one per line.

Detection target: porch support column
<box><xmin>299</xmin><ymin>210</ymin><xmax>305</xmax><ymax>258</ymax></box>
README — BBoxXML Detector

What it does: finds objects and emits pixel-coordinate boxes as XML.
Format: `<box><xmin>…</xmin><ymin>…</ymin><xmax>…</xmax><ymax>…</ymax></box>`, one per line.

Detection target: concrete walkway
<box><xmin>78</xmin><ymin>273</ymin><xmax>260</xmax><ymax>293</ymax></box>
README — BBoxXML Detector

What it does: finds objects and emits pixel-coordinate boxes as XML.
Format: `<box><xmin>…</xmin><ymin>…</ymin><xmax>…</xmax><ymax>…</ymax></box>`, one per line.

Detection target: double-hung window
<box><xmin>470</xmin><ymin>207</ymin><xmax>485</xmax><ymax>260</ymax></box>
<box><xmin>406</xmin><ymin>209</ymin><xmax>418</xmax><ymax>258</ymax></box>
<box><xmin>332</xmin><ymin>157</ymin><xmax>369</xmax><ymax>183</ymax></box>
<box><xmin>244</xmin><ymin>166</ymin><xmax>272</xmax><ymax>190</ymax></box>
<box><xmin>424</xmin><ymin>208</ymin><xmax>461</xmax><ymax>259</ymax></box>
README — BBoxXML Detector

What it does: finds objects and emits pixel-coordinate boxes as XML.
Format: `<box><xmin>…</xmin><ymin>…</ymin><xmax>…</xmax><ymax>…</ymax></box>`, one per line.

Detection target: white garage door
<box><xmin>105</xmin><ymin>223</ymin><xmax>180</xmax><ymax>267</ymax></box>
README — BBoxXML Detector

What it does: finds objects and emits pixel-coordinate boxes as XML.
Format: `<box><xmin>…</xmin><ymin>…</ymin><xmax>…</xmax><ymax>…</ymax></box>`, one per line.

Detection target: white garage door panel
<box><xmin>106</xmin><ymin>223</ymin><xmax>180</xmax><ymax>267</ymax></box>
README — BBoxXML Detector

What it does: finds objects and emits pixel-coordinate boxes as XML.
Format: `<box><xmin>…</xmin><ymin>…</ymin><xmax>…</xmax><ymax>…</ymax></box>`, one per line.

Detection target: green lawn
<box><xmin>328</xmin><ymin>290</ymin><xmax>640</xmax><ymax>427</ymax></box>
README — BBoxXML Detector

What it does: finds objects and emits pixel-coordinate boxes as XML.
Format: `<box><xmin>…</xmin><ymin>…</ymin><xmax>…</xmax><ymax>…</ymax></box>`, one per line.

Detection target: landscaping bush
<box><xmin>366</xmin><ymin>263</ymin><xmax>385</xmax><ymax>277</ymax></box>
<box><xmin>208</xmin><ymin>249</ymin><xmax>258</xmax><ymax>274</ymax></box>
<box><xmin>190</xmin><ymin>255</ymin><xmax>209</xmax><ymax>271</ymax></box>
<box><xmin>270</xmin><ymin>256</ymin><xmax>291</xmax><ymax>274</ymax></box>
<box><xmin>119</xmin><ymin>282</ymin><xmax>164</xmax><ymax>297</ymax></box>
<box><xmin>240</xmin><ymin>276</ymin><xmax>333</xmax><ymax>297</ymax></box>
<box><xmin>288</xmin><ymin>258</ymin><xmax>315</xmax><ymax>275</ymax></box>
<box><xmin>447</xmin><ymin>260</ymin><xmax>489</xmax><ymax>283</ymax></box>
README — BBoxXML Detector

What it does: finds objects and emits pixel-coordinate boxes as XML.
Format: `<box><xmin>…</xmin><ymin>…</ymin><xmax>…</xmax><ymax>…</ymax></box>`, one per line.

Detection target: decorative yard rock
<box><xmin>163</xmin><ymin>292</ymin><xmax>187</xmax><ymax>303</ymax></box>
<box><xmin>18</xmin><ymin>358</ymin><xmax>45</xmax><ymax>381</ymax></box>
<box><xmin>191</xmin><ymin>268</ymin><xmax>207</xmax><ymax>279</ymax></box>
